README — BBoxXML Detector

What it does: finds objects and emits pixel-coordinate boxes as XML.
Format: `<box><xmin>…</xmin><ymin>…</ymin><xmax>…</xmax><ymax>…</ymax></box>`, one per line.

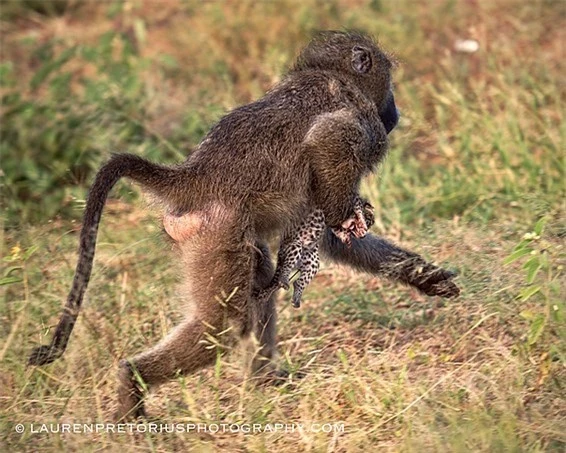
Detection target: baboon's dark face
<box><xmin>380</xmin><ymin>90</ymin><xmax>399</xmax><ymax>134</ymax></box>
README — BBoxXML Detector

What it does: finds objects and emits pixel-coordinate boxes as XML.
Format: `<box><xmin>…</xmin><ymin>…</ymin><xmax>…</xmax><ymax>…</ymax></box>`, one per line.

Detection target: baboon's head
<box><xmin>293</xmin><ymin>30</ymin><xmax>399</xmax><ymax>134</ymax></box>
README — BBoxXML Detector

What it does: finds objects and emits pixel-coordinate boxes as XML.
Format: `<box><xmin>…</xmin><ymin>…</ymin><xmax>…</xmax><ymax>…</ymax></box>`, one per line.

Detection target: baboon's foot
<box><xmin>28</xmin><ymin>344</ymin><xmax>62</xmax><ymax>366</ymax></box>
<box><xmin>256</xmin><ymin>367</ymin><xmax>305</xmax><ymax>386</ymax></box>
<box><xmin>116</xmin><ymin>360</ymin><xmax>148</xmax><ymax>421</ymax></box>
<box><xmin>429</xmin><ymin>280</ymin><xmax>460</xmax><ymax>298</ymax></box>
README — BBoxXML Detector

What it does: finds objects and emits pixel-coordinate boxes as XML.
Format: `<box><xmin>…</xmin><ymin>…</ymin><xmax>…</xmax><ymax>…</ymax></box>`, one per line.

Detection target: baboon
<box><xmin>28</xmin><ymin>31</ymin><xmax>460</xmax><ymax>419</ymax></box>
<box><xmin>255</xmin><ymin>198</ymin><xmax>375</xmax><ymax>308</ymax></box>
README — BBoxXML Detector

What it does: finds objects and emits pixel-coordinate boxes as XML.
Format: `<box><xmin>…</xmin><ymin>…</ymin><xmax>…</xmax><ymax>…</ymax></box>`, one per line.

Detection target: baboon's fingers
<box><xmin>415</xmin><ymin>267</ymin><xmax>460</xmax><ymax>298</ymax></box>
<box><xmin>331</xmin><ymin>226</ymin><xmax>352</xmax><ymax>245</ymax></box>
<box><xmin>351</xmin><ymin>226</ymin><xmax>368</xmax><ymax>239</ymax></box>
<box><xmin>339</xmin><ymin>217</ymin><xmax>355</xmax><ymax>231</ymax></box>
<box><xmin>431</xmin><ymin>281</ymin><xmax>460</xmax><ymax>298</ymax></box>
<box><xmin>347</xmin><ymin>206</ymin><xmax>369</xmax><ymax>239</ymax></box>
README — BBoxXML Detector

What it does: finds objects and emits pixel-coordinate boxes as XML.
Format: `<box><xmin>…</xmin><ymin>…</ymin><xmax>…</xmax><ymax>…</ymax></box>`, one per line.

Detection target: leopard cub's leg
<box><xmin>256</xmin><ymin>237</ymin><xmax>301</xmax><ymax>302</ymax></box>
<box><xmin>291</xmin><ymin>210</ymin><xmax>325</xmax><ymax>308</ymax></box>
<box><xmin>256</xmin><ymin>210</ymin><xmax>323</xmax><ymax>303</ymax></box>
<box><xmin>292</xmin><ymin>245</ymin><xmax>320</xmax><ymax>308</ymax></box>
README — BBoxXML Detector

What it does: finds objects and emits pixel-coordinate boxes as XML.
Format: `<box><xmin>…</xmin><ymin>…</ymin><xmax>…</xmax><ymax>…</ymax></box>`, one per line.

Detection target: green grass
<box><xmin>1</xmin><ymin>0</ymin><xmax>564</xmax><ymax>451</ymax></box>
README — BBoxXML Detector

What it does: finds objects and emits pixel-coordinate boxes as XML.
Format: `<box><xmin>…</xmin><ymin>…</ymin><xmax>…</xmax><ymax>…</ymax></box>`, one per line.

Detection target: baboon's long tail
<box><xmin>29</xmin><ymin>153</ymin><xmax>180</xmax><ymax>366</ymax></box>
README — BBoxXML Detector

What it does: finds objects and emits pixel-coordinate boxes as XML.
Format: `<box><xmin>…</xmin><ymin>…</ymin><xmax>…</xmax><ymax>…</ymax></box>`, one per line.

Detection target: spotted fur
<box><xmin>257</xmin><ymin>197</ymin><xmax>375</xmax><ymax>308</ymax></box>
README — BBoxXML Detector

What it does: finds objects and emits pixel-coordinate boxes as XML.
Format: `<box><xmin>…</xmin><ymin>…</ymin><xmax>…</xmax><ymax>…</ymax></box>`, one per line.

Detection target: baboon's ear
<box><xmin>351</xmin><ymin>46</ymin><xmax>372</xmax><ymax>74</ymax></box>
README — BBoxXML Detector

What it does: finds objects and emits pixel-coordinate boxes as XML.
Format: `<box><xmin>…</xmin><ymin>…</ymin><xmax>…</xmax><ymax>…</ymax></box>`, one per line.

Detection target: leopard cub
<box><xmin>257</xmin><ymin>198</ymin><xmax>374</xmax><ymax>308</ymax></box>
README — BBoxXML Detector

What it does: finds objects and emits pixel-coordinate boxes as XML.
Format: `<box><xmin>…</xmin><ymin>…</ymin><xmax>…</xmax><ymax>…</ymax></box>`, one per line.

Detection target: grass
<box><xmin>1</xmin><ymin>0</ymin><xmax>565</xmax><ymax>451</ymax></box>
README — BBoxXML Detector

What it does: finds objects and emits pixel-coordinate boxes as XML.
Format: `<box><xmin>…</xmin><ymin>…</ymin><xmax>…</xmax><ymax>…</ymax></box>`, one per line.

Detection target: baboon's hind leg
<box><xmin>117</xmin><ymin>316</ymin><xmax>224</xmax><ymax>419</ymax></box>
<box><xmin>251</xmin><ymin>243</ymin><xmax>278</xmax><ymax>375</ymax></box>
<box><xmin>117</xmin><ymin>223</ymin><xmax>254</xmax><ymax>420</ymax></box>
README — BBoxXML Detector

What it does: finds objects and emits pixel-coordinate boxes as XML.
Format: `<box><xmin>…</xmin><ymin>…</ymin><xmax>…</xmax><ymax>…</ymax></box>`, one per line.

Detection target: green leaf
<box><xmin>81</xmin><ymin>46</ymin><xmax>98</xmax><ymax>62</ymax></box>
<box><xmin>519</xmin><ymin>310</ymin><xmax>535</xmax><ymax>320</ymax></box>
<box><xmin>503</xmin><ymin>247</ymin><xmax>532</xmax><ymax>265</ymax></box>
<box><xmin>98</xmin><ymin>31</ymin><xmax>116</xmax><ymax>58</ymax></box>
<box><xmin>0</xmin><ymin>276</ymin><xmax>22</xmax><ymax>286</ymax></box>
<box><xmin>3</xmin><ymin>266</ymin><xmax>22</xmax><ymax>276</ymax></box>
<box><xmin>519</xmin><ymin>285</ymin><xmax>541</xmax><ymax>301</ymax></box>
<box><xmin>527</xmin><ymin>314</ymin><xmax>546</xmax><ymax>345</ymax></box>
<box><xmin>522</xmin><ymin>255</ymin><xmax>543</xmax><ymax>283</ymax></box>
<box><xmin>550</xmin><ymin>301</ymin><xmax>564</xmax><ymax>324</ymax></box>
<box><xmin>533</xmin><ymin>217</ymin><xmax>546</xmax><ymax>235</ymax></box>
<box><xmin>512</xmin><ymin>239</ymin><xmax>531</xmax><ymax>252</ymax></box>
<box><xmin>337</xmin><ymin>349</ymin><xmax>349</xmax><ymax>368</ymax></box>
<box><xmin>0</xmin><ymin>61</ymin><xmax>14</xmax><ymax>87</ymax></box>
<box><xmin>22</xmin><ymin>245</ymin><xmax>39</xmax><ymax>260</ymax></box>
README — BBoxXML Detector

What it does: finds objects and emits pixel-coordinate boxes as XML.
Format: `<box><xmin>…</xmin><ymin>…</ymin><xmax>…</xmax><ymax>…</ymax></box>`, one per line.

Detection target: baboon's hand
<box><xmin>330</xmin><ymin>203</ymin><xmax>372</xmax><ymax>246</ymax></box>
<box><xmin>339</xmin><ymin>206</ymin><xmax>369</xmax><ymax>240</ymax></box>
<box><xmin>412</xmin><ymin>266</ymin><xmax>460</xmax><ymax>298</ymax></box>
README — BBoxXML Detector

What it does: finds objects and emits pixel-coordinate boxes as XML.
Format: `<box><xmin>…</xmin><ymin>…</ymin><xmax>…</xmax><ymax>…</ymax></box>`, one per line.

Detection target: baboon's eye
<box><xmin>351</xmin><ymin>46</ymin><xmax>372</xmax><ymax>74</ymax></box>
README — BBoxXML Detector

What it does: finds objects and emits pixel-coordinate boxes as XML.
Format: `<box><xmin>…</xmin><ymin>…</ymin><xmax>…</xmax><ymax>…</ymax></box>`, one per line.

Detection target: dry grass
<box><xmin>1</xmin><ymin>0</ymin><xmax>565</xmax><ymax>451</ymax></box>
<box><xmin>2</xmin><ymin>213</ymin><xmax>564</xmax><ymax>451</ymax></box>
